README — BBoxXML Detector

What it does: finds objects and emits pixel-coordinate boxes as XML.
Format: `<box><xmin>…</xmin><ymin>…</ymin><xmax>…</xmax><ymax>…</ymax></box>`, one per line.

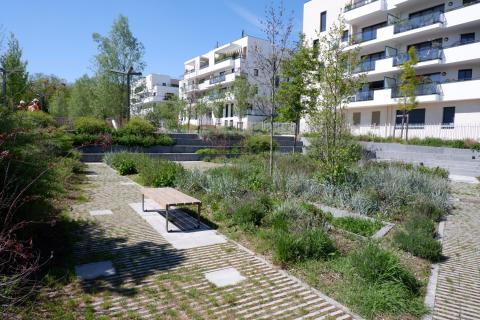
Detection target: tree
<box><xmin>67</xmin><ymin>75</ymin><xmax>97</xmax><ymax>118</ymax></box>
<box><xmin>26</xmin><ymin>73</ymin><xmax>66</xmax><ymax>112</ymax></box>
<box><xmin>194</xmin><ymin>97</ymin><xmax>211</xmax><ymax>134</ymax></box>
<box><xmin>305</xmin><ymin>18</ymin><xmax>364</xmax><ymax>183</ymax></box>
<box><xmin>209</xmin><ymin>84</ymin><xmax>227</xmax><ymax>126</ymax></box>
<box><xmin>232</xmin><ymin>75</ymin><xmax>256</xmax><ymax>129</ymax></box>
<box><xmin>277</xmin><ymin>34</ymin><xmax>312</xmax><ymax>152</ymax></box>
<box><xmin>144</xmin><ymin>96</ymin><xmax>185</xmax><ymax>130</ymax></box>
<box><xmin>252</xmin><ymin>0</ymin><xmax>294</xmax><ymax>176</ymax></box>
<box><xmin>48</xmin><ymin>85</ymin><xmax>71</xmax><ymax>117</ymax></box>
<box><xmin>397</xmin><ymin>47</ymin><xmax>418</xmax><ymax>141</ymax></box>
<box><xmin>92</xmin><ymin>15</ymin><xmax>145</xmax><ymax>121</ymax></box>
<box><xmin>0</xmin><ymin>33</ymin><xmax>28</xmax><ymax>110</ymax></box>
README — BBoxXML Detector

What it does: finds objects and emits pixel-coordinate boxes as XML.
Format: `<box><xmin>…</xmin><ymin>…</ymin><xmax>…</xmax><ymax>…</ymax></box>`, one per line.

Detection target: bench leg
<box><xmin>166</xmin><ymin>205</ymin><xmax>170</xmax><ymax>233</ymax></box>
<box><xmin>142</xmin><ymin>194</ymin><xmax>145</xmax><ymax>212</ymax></box>
<box><xmin>197</xmin><ymin>203</ymin><xmax>201</xmax><ymax>229</ymax></box>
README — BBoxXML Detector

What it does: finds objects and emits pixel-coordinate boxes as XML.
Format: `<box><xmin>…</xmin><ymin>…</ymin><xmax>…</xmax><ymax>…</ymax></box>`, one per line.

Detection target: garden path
<box><xmin>69</xmin><ymin>163</ymin><xmax>357</xmax><ymax>319</ymax></box>
<box><xmin>432</xmin><ymin>182</ymin><xmax>480</xmax><ymax>320</ymax></box>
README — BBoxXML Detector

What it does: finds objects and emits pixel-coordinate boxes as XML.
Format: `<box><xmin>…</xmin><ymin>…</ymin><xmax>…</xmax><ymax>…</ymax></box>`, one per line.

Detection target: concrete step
<box><xmin>167</xmin><ymin>133</ymin><xmax>198</xmax><ymax>139</ymax></box>
<box><xmin>375</xmin><ymin>150</ymin><xmax>480</xmax><ymax>162</ymax></box>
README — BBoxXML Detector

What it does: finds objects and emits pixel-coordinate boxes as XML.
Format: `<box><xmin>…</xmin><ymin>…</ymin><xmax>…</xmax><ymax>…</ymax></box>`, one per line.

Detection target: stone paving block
<box><xmin>75</xmin><ymin>261</ymin><xmax>115</xmax><ymax>280</ymax></box>
<box><xmin>204</xmin><ymin>267</ymin><xmax>246</xmax><ymax>287</ymax></box>
<box><xmin>89</xmin><ymin>209</ymin><xmax>113</xmax><ymax>216</ymax></box>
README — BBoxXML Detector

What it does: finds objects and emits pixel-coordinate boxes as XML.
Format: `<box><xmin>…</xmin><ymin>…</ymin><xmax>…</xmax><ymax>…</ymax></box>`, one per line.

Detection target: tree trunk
<box><xmin>293</xmin><ymin>119</ymin><xmax>299</xmax><ymax>153</ymax></box>
<box><xmin>270</xmin><ymin>115</ymin><xmax>274</xmax><ymax>176</ymax></box>
<box><xmin>405</xmin><ymin>112</ymin><xmax>410</xmax><ymax>141</ymax></box>
<box><xmin>400</xmin><ymin>109</ymin><xmax>406</xmax><ymax>140</ymax></box>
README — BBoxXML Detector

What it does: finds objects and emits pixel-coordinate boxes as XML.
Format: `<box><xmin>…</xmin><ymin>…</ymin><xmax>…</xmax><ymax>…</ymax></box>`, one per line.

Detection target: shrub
<box><xmin>137</xmin><ymin>158</ymin><xmax>184</xmax><ymax>187</ymax></box>
<box><xmin>121</xmin><ymin>117</ymin><xmax>156</xmax><ymax>136</ymax></box>
<box><xmin>349</xmin><ymin>242</ymin><xmax>420</xmax><ymax>293</ymax></box>
<box><xmin>175</xmin><ymin>169</ymin><xmax>208</xmax><ymax>193</ymax></box>
<box><xmin>195</xmin><ymin>148</ymin><xmax>223</xmax><ymax>155</ymax></box>
<box><xmin>74</xmin><ymin>117</ymin><xmax>108</xmax><ymax>134</ymax></box>
<box><xmin>104</xmin><ymin>152</ymin><xmax>141</xmax><ymax>175</ymax></box>
<box><xmin>272</xmin><ymin>229</ymin><xmax>335</xmax><ymax>264</ymax></box>
<box><xmin>112</xmin><ymin>133</ymin><xmax>174</xmax><ymax>147</ymax></box>
<box><xmin>231</xmin><ymin>196</ymin><xmax>271</xmax><ymax>230</ymax></box>
<box><xmin>331</xmin><ymin>216</ymin><xmax>382</xmax><ymax>237</ymax></box>
<box><xmin>15</xmin><ymin>110</ymin><xmax>56</xmax><ymax>128</ymax></box>
<box><xmin>244</xmin><ymin>135</ymin><xmax>278</xmax><ymax>153</ymax></box>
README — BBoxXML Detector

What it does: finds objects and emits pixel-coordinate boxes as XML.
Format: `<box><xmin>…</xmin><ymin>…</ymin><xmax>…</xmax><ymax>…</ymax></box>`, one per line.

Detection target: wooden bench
<box><xmin>141</xmin><ymin>187</ymin><xmax>201</xmax><ymax>232</ymax></box>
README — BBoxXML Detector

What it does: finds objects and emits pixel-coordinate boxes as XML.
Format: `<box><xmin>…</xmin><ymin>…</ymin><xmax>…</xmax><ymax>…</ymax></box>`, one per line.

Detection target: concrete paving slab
<box><xmin>449</xmin><ymin>175</ymin><xmax>479</xmax><ymax>184</ymax></box>
<box><xmin>129</xmin><ymin>202</ymin><xmax>227</xmax><ymax>249</ymax></box>
<box><xmin>75</xmin><ymin>261</ymin><xmax>115</xmax><ymax>280</ymax></box>
<box><xmin>204</xmin><ymin>267</ymin><xmax>246</xmax><ymax>287</ymax></box>
<box><xmin>89</xmin><ymin>209</ymin><xmax>113</xmax><ymax>216</ymax></box>
<box><xmin>120</xmin><ymin>181</ymin><xmax>137</xmax><ymax>186</ymax></box>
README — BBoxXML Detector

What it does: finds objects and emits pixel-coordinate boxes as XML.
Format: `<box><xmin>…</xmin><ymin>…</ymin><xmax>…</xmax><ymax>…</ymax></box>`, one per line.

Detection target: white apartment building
<box><xmin>131</xmin><ymin>74</ymin><xmax>179</xmax><ymax>115</ymax></box>
<box><xmin>179</xmin><ymin>35</ymin><xmax>271</xmax><ymax>129</ymax></box>
<box><xmin>303</xmin><ymin>0</ymin><xmax>480</xmax><ymax>140</ymax></box>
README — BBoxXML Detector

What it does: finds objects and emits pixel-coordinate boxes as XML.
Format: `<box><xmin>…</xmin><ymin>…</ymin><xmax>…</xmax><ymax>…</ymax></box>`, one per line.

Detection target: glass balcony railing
<box><xmin>344</xmin><ymin>0</ymin><xmax>379</xmax><ymax>12</ymax></box>
<box><xmin>199</xmin><ymin>63</ymin><xmax>209</xmax><ymax>70</ymax></box>
<box><xmin>391</xmin><ymin>82</ymin><xmax>439</xmax><ymax>98</ymax></box>
<box><xmin>393</xmin><ymin>48</ymin><xmax>442</xmax><ymax>66</ymax></box>
<box><xmin>209</xmin><ymin>74</ymin><xmax>226</xmax><ymax>85</ymax></box>
<box><xmin>354</xmin><ymin>60</ymin><xmax>376</xmax><ymax>73</ymax></box>
<box><xmin>393</xmin><ymin>12</ymin><xmax>443</xmax><ymax>34</ymax></box>
<box><xmin>353</xmin><ymin>90</ymin><xmax>374</xmax><ymax>102</ymax></box>
<box><xmin>349</xmin><ymin>30</ymin><xmax>378</xmax><ymax>44</ymax></box>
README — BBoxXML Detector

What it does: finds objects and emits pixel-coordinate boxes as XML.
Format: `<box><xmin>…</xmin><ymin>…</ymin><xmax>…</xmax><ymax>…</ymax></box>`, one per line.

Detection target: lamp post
<box><xmin>109</xmin><ymin>66</ymin><xmax>142</xmax><ymax>122</ymax></box>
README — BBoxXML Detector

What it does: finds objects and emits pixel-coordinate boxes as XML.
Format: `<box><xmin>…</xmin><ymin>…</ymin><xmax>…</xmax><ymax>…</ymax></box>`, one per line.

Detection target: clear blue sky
<box><xmin>1</xmin><ymin>0</ymin><xmax>304</xmax><ymax>83</ymax></box>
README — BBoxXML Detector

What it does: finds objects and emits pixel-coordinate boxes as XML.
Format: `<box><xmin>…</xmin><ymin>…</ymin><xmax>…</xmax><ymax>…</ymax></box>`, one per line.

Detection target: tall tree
<box><xmin>48</xmin><ymin>84</ymin><xmax>71</xmax><ymax>117</ymax></box>
<box><xmin>209</xmin><ymin>84</ymin><xmax>227</xmax><ymax>126</ymax></box>
<box><xmin>305</xmin><ymin>18</ymin><xmax>364</xmax><ymax>183</ymax></box>
<box><xmin>144</xmin><ymin>96</ymin><xmax>185</xmax><ymax>130</ymax></box>
<box><xmin>397</xmin><ymin>47</ymin><xmax>418</xmax><ymax>141</ymax></box>
<box><xmin>0</xmin><ymin>33</ymin><xmax>28</xmax><ymax>110</ymax></box>
<box><xmin>92</xmin><ymin>15</ymin><xmax>145</xmax><ymax>121</ymax></box>
<box><xmin>252</xmin><ymin>0</ymin><xmax>294</xmax><ymax>175</ymax></box>
<box><xmin>67</xmin><ymin>75</ymin><xmax>97</xmax><ymax>118</ymax></box>
<box><xmin>232</xmin><ymin>75</ymin><xmax>256</xmax><ymax>129</ymax></box>
<box><xmin>26</xmin><ymin>73</ymin><xmax>66</xmax><ymax>112</ymax></box>
<box><xmin>277</xmin><ymin>34</ymin><xmax>312</xmax><ymax>151</ymax></box>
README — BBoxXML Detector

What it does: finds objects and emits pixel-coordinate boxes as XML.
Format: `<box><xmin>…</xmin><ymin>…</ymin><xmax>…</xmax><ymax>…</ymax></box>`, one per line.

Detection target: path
<box><xmin>432</xmin><ymin>182</ymin><xmax>480</xmax><ymax>320</ymax></box>
<box><xmin>70</xmin><ymin>163</ymin><xmax>357</xmax><ymax>319</ymax></box>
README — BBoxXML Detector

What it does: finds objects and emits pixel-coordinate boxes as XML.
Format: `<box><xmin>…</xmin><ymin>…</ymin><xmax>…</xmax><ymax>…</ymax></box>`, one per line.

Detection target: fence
<box><xmin>249</xmin><ymin>122</ymin><xmax>296</xmax><ymax>135</ymax></box>
<box><xmin>351</xmin><ymin>123</ymin><xmax>480</xmax><ymax>140</ymax></box>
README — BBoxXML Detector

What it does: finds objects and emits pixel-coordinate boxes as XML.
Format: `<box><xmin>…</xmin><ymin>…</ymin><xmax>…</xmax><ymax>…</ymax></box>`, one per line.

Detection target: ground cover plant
<box><xmin>172</xmin><ymin>152</ymin><xmax>450</xmax><ymax>319</ymax></box>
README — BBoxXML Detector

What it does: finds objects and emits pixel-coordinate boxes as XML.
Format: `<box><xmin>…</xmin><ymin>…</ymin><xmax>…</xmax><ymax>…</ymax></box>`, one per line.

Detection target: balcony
<box><xmin>391</xmin><ymin>82</ymin><xmax>439</xmax><ymax>98</ymax></box>
<box><xmin>209</xmin><ymin>74</ymin><xmax>226</xmax><ymax>85</ymax></box>
<box><xmin>353</xmin><ymin>60</ymin><xmax>376</xmax><ymax>73</ymax></box>
<box><xmin>441</xmin><ymin>78</ymin><xmax>480</xmax><ymax>102</ymax></box>
<box><xmin>393</xmin><ymin>12</ymin><xmax>444</xmax><ymax>34</ymax></box>
<box><xmin>393</xmin><ymin>48</ymin><xmax>442</xmax><ymax>66</ymax></box>
<box><xmin>344</xmin><ymin>0</ymin><xmax>386</xmax><ymax>24</ymax></box>
<box><xmin>352</xmin><ymin>90</ymin><xmax>375</xmax><ymax>102</ymax></box>
<box><xmin>443</xmin><ymin>40</ymin><xmax>480</xmax><ymax>65</ymax></box>
<box><xmin>199</xmin><ymin>62</ymin><xmax>209</xmax><ymax>70</ymax></box>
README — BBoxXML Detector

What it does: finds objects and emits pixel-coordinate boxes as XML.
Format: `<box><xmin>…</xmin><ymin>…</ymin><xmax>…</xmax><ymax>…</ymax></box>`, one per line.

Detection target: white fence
<box><xmin>351</xmin><ymin>123</ymin><xmax>480</xmax><ymax>140</ymax></box>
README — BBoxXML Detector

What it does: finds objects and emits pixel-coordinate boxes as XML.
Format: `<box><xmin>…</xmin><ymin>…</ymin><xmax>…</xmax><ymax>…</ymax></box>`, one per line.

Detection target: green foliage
<box><xmin>120</xmin><ymin>117</ymin><xmax>156</xmax><ymax>136</ymax></box>
<box><xmin>15</xmin><ymin>110</ymin><xmax>56</xmax><ymax>128</ymax></box>
<box><xmin>356</xmin><ymin>135</ymin><xmax>480</xmax><ymax>151</ymax></box>
<box><xmin>232</xmin><ymin>75</ymin><xmax>256</xmax><ymax>118</ymax></box>
<box><xmin>144</xmin><ymin>97</ymin><xmax>185</xmax><ymax>130</ymax></box>
<box><xmin>244</xmin><ymin>135</ymin><xmax>278</xmax><ymax>153</ymax></box>
<box><xmin>105</xmin><ymin>152</ymin><xmax>139</xmax><ymax>175</ymax></box>
<box><xmin>272</xmin><ymin>229</ymin><xmax>335</xmax><ymax>264</ymax></box>
<box><xmin>331</xmin><ymin>217</ymin><xmax>382</xmax><ymax>237</ymax></box>
<box><xmin>195</xmin><ymin>148</ymin><xmax>224</xmax><ymax>155</ymax></box>
<box><xmin>74</xmin><ymin>117</ymin><xmax>109</xmax><ymax>134</ymax></box>
<box><xmin>231</xmin><ymin>195</ymin><xmax>272</xmax><ymax>230</ymax></box>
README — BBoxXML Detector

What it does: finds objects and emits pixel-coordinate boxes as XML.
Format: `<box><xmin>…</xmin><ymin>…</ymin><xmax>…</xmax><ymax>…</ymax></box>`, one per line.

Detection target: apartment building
<box><xmin>131</xmin><ymin>74</ymin><xmax>179</xmax><ymax>115</ymax></box>
<box><xmin>303</xmin><ymin>0</ymin><xmax>480</xmax><ymax>140</ymax></box>
<box><xmin>179</xmin><ymin>35</ymin><xmax>270</xmax><ymax>129</ymax></box>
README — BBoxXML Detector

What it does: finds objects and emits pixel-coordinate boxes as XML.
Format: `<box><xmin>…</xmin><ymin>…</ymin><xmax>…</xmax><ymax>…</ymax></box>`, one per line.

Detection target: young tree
<box><xmin>144</xmin><ymin>96</ymin><xmax>185</xmax><ymax>130</ymax></box>
<box><xmin>305</xmin><ymin>18</ymin><xmax>364</xmax><ymax>182</ymax></box>
<box><xmin>0</xmin><ymin>33</ymin><xmax>28</xmax><ymax>110</ymax></box>
<box><xmin>209</xmin><ymin>84</ymin><xmax>226</xmax><ymax>126</ymax></box>
<box><xmin>194</xmin><ymin>97</ymin><xmax>211</xmax><ymax>134</ymax></box>
<box><xmin>67</xmin><ymin>75</ymin><xmax>97</xmax><ymax>118</ymax></box>
<box><xmin>252</xmin><ymin>0</ymin><xmax>294</xmax><ymax>175</ymax></box>
<box><xmin>48</xmin><ymin>84</ymin><xmax>71</xmax><ymax>117</ymax></box>
<box><xmin>92</xmin><ymin>15</ymin><xmax>145</xmax><ymax>121</ymax></box>
<box><xmin>232</xmin><ymin>75</ymin><xmax>256</xmax><ymax>129</ymax></box>
<box><xmin>276</xmin><ymin>34</ymin><xmax>312</xmax><ymax>152</ymax></box>
<box><xmin>397</xmin><ymin>47</ymin><xmax>418</xmax><ymax>141</ymax></box>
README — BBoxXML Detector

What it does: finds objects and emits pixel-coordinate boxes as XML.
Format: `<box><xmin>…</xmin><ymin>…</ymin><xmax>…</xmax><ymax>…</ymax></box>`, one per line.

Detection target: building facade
<box><xmin>131</xmin><ymin>74</ymin><xmax>179</xmax><ymax>116</ymax></box>
<box><xmin>303</xmin><ymin>0</ymin><xmax>480</xmax><ymax>140</ymax></box>
<box><xmin>179</xmin><ymin>35</ymin><xmax>271</xmax><ymax>129</ymax></box>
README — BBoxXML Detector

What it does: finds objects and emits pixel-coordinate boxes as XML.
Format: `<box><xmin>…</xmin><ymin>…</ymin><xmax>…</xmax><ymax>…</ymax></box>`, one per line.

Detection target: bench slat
<box><xmin>142</xmin><ymin>187</ymin><xmax>201</xmax><ymax>207</ymax></box>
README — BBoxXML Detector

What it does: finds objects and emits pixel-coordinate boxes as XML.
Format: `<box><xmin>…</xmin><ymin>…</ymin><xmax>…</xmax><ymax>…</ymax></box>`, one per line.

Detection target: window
<box><xmin>442</xmin><ymin>107</ymin><xmax>455</xmax><ymax>128</ymax></box>
<box><xmin>371</xmin><ymin>111</ymin><xmax>381</xmax><ymax>126</ymax></box>
<box><xmin>361</xmin><ymin>21</ymin><xmax>387</xmax><ymax>42</ymax></box>
<box><xmin>342</xmin><ymin>30</ymin><xmax>349</xmax><ymax>42</ymax></box>
<box><xmin>224</xmin><ymin>104</ymin><xmax>228</xmax><ymax>118</ymax></box>
<box><xmin>320</xmin><ymin>11</ymin><xmax>327</xmax><ymax>32</ymax></box>
<box><xmin>162</xmin><ymin>82</ymin><xmax>167</xmax><ymax>86</ymax></box>
<box><xmin>460</xmin><ymin>32</ymin><xmax>475</xmax><ymax>44</ymax></box>
<box><xmin>396</xmin><ymin>109</ymin><xmax>425</xmax><ymax>126</ymax></box>
<box><xmin>353</xmin><ymin>112</ymin><xmax>361</xmax><ymax>126</ymax></box>
<box><xmin>230</xmin><ymin>104</ymin><xmax>234</xmax><ymax>117</ymax></box>
<box><xmin>313</xmin><ymin>39</ymin><xmax>319</xmax><ymax>48</ymax></box>
<box><xmin>224</xmin><ymin>120</ymin><xmax>228</xmax><ymax>127</ymax></box>
<box><xmin>458</xmin><ymin>69</ymin><xmax>472</xmax><ymax>81</ymax></box>
<box><xmin>254</xmin><ymin>69</ymin><xmax>259</xmax><ymax>76</ymax></box>
<box><xmin>275</xmin><ymin>76</ymin><xmax>280</xmax><ymax>88</ymax></box>
<box><xmin>229</xmin><ymin>120</ymin><xmax>234</xmax><ymax>127</ymax></box>
<box><xmin>409</xmin><ymin>4</ymin><xmax>444</xmax><ymax>20</ymax></box>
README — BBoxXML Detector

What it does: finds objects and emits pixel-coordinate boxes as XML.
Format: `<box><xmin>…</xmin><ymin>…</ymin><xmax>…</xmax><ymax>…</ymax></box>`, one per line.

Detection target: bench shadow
<box><xmin>74</xmin><ymin>222</ymin><xmax>185</xmax><ymax>297</ymax></box>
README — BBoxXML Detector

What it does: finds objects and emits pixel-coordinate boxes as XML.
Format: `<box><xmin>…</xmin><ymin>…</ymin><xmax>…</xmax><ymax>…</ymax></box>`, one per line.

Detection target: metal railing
<box><xmin>344</xmin><ymin>0</ymin><xmax>379</xmax><ymax>12</ymax></box>
<box><xmin>354</xmin><ymin>60</ymin><xmax>376</xmax><ymax>73</ymax></box>
<box><xmin>393</xmin><ymin>48</ymin><xmax>443</xmax><ymax>66</ymax></box>
<box><xmin>393</xmin><ymin>11</ymin><xmax>444</xmax><ymax>34</ymax></box>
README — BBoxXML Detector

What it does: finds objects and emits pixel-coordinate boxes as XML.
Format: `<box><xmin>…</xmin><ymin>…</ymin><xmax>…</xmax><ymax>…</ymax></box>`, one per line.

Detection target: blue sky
<box><xmin>1</xmin><ymin>0</ymin><xmax>304</xmax><ymax>83</ymax></box>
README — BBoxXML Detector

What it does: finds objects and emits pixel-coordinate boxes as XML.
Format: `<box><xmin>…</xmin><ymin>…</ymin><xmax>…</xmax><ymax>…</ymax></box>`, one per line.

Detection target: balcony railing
<box><xmin>199</xmin><ymin>63</ymin><xmax>210</xmax><ymax>70</ymax></box>
<box><xmin>354</xmin><ymin>60</ymin><xmax>376</xmax><ymax>73</ymax></box>
<box><xmin>391</xmin><ymin>82</ymin><xmax>439</xmax><ymax>98</ymax></box>
<box><xmin>351</xmin><ymin>90</ymin><xmax>375</xmax><ymax>102</ymax></box>
<box><xmin>344</xmin><ymin>0</ymin><xmax>379</xmax><ymax>12</ymax></box>
<box><xmin>185</xmin><ymin>69</ymin><xmax>196</xmax><ymax>75</ymax></box>
<box><xmin>393</xmin><ymin>48</ymin><xmax>442</xmax><ymax>66</ymax></box>
<box><xmin>393</xmin><ymin>12</ymin><xmax>443</xmax><ymax>34</ymax></box>
<box><xmin>209</xmin><ymin>74</ymin><xmax>226</xmax><ymax>85</ymax></box>
<box><xmin>349</xmin><ymin>30</ymin><xmax>378</xmax><ymax>44</ymax></box>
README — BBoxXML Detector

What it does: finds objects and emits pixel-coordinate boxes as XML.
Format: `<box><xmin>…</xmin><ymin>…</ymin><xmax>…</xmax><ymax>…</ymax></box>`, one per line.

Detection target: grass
<box><xmin>330</xmin><ymin>216</ymin><xmax>383</xmax><ymax>237</ymax></box>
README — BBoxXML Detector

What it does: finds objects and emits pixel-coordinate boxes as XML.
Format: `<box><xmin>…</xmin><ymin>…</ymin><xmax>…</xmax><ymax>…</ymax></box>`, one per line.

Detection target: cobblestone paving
<box><xmin>432</xmin><ymin>183</ymin><xmax>480</xmax><ymax>320</ymax></box>
<box><xmin>70</xmin><ymin>163</ymin><xmax>356</xmax><ymax>320</ymax></box>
